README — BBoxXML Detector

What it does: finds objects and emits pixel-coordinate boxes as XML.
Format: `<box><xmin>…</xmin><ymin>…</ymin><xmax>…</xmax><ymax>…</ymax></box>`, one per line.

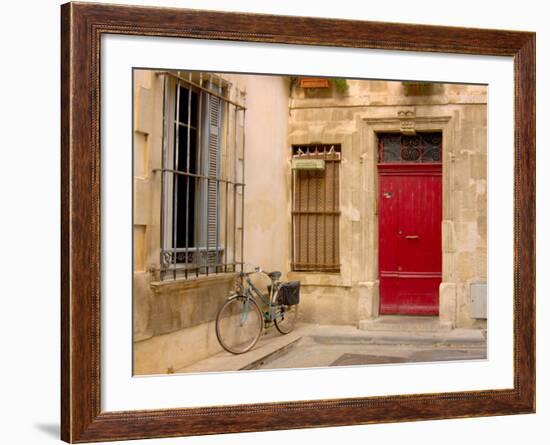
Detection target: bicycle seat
<box><xmin>267</xmin><ymin>271</ymin><xmax>282</xmax><ymax>281</ymax></box>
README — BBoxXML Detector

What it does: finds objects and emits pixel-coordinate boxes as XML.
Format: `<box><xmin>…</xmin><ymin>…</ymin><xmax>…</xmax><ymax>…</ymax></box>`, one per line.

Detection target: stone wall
<box><xmin>133</xmin><ymin>71</ymin><xmax>290</xmax><ymax>375</ymax></box>
<box><xmin>288</xmin><ymin>79</ymin><xmax>487</xmax><ymax>328</ymax></box>
<box><xmin>133</xmin><ymin>69</ymin><xmax>164</xmax><ymax>344</ymax></box>
<box><xmin>133</xmin><ymin>274</ymin><xmax>236</xmax><ymax>375</ymax></box>
<box><xmin>133</xmin><ymin>75</ymin><xmax>488</xmax><ymax>375</ymax></box>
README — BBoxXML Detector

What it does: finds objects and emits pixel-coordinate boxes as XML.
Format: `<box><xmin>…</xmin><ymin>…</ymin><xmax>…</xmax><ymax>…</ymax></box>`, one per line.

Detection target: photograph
<box><xmin>132</xmin><ymin>69</ymin><xmax>488</xmax><ymax>376</ymax></box>
<box><xmin>55</xmin><ymin>0</ymin><xmax>536</xmax><ymax>442</ymax></box>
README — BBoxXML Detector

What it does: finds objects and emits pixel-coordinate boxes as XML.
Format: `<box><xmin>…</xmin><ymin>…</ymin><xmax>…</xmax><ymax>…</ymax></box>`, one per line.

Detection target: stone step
<box><xmin>311</xmin><ymin>330</ymin><xmax>485</xmax><ymax>347</ymax></box>
<box><xmin>358</xmin><ymin>316</ymin><xmax>453</xmax><ymax>333</ymax></box>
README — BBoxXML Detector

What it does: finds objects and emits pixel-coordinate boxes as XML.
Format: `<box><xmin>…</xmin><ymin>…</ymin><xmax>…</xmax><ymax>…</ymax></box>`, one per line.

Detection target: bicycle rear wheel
<box><xmin>215</xmin><ymin>295</ymin><xmax>264</xmax><ymax>354</ymax></box>
<box><xmin>274</xmin><ymin>302</ymin><xmax>298</xmax><ymax>335</ymax></box>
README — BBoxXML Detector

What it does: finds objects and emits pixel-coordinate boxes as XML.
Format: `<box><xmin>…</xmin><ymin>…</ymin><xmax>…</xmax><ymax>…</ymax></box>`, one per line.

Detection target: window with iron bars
<box><xmin>158</xmin><ymin>72</ymin><xmax>245</xmax><ymax>280</ymax></box>
<box><xmin>291</xmin><ymin>144</ymin><xmax>341</xmax><ymax>272</ymax></box>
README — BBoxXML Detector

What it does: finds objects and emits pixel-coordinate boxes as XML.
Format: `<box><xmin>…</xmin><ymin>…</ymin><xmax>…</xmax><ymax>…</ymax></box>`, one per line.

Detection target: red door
<box><xmin>378</xmin><ymin>163</ymin><xmax>442</xmax><ymax>315</ymax></box>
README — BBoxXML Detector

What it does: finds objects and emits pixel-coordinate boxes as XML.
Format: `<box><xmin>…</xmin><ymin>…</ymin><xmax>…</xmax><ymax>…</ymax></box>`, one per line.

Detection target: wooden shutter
<box><xmin>207</xmin><ymin>95</ymin><xmax>220</xmax><ymax>258</ymax></box>
<box><xmin>199</xmin><ymin>86</ymin><xmax>222</xmax><ymax>268</ymax></box>
<box><xmin>292</xmin><ymin>145</ymin><xmax>341</xmax><ymax>272</ymax></box>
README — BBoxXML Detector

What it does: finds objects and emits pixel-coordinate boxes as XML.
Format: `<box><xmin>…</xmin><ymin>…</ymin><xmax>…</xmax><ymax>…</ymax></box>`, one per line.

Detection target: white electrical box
<box><xmin>470</xmin><ymin>282</ymin><xmax>487</xmax><ymax>319</ymax></box>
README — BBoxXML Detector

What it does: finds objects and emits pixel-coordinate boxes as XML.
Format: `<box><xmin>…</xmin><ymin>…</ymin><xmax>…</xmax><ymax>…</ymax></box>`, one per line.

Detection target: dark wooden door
<box><xmin>378</xmin><ymin>163</ymin><xmax>442</xmax><ymax>315</ymax></box>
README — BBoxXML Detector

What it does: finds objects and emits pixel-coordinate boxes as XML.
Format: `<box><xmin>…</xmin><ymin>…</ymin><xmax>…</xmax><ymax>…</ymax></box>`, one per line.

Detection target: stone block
<box><xmin>357</xmin><ymin>281</ymin><xmax>379</xmax><ymax>320</ymax></box>
<box><xmin>475</xmin><ymin>179</ymin><xmax>487</xmax><ymax>196</ymax></box>
<box><xmin>456</xmin><ymin>252</ymin><xmax>477</xmax><ymax>281</ymax></box>
<box><xmin>133</xmin><ymin>178</ymin><xmax>151</xmax><ymax>226</ymax></box>
<box><xmin>455</xmin><ymin>222</ymin><xmax>478</xmax><ymax>253</ymax></box>
<box><xmin>308</xmin><ymin>124</ymin><xmax>326</xmax><ymax>142</ymax></box>
<box><xmin>134</xmin><ymin>132</ymin><xmax>148</xmax><ymax>178</ymax></box>
<box><xmin>442</xmin><ymin>251</ymin><xmax>456</xmax><ymax>282</ymax></box>
<box><xmin>477</xmin><ymin>218</ymin><xmax>487</xmax><ymax>242</ymax></box>
<box><xmin>134</xmin><ymin>69</ymin><xmax>152</xmax><ymax>89</ymax></box>
<box><xmin>149</xmin><ymin>274</ymin><xmax>237</xmax><ymax>336</ymax></box>
<box><xmin>461</xmin><ymin>106</ymin><xmax>487</xmax><ymax>128</ymax></box>
<box><xmin>455</xmin><ymin>283</ymin><xmax>476</xmax><ymax>328</ymax></box>
<box><xmin>471</xmin><ymin>153</ymin><xmax>487</xmax><ymax>180</ymax></box>
<box><xmin>133</xmin><ymin>272</ymin><xmax>153</xmax><ymax>341</ymax></box>
<box><xmin>475</xmin><ymin>248</ymin><xmax>487</xmax><ymax>278</ymax></box>
<box><xmin>331</xmin><ymin>108</ymin><xmax>356</xmax><ymax>121</ymax></box>
<box><xmin>133</xmin><ymin>320</ymin><xmax>224</xmax><ymax>375</ymax></box>
<box><xmin>133</xmin><ymin>225</ymin><xmax>147</xmax><ymax>272</ymax></box>
<box><xmin>442</xmin><ymin>220</ymin><xmax>456</xmax><ymax>253</ymax></box>
<box><xmin>298</xmin><ymin>285</ymin><xmax>356</xmax><ymax>325</ymax></box>
<box><xmin>474</xmin><ymin>126</ymin><xmax>488</xmax><ymax>153</ymax></box>
<box><xmin>465</xmin><ymin>182</ymin><xmax>479</xmax><ymax>206</ymax></box>
<box><xmin>458</xmin><ymin>208</ymin><xmax>477</xmax><ymax>223</ymax></box>
<box><xmin>453</xmin><ymin>155</ymin><xmax>472</xmax><ymax>191</ymax></box>
<box><xmin>134</xmin><ymin>86</ymin><xmax>153</xmax><ymax>134</ymax></box>
<box><xmin>363</xmin><ymin>80</ymin><xmax>393</xmax><ymax>93</ymax></box>
<box><xmin>439</xmin><ymin>282</ymin><xmax>457</xmax><ymax>325</ymax></box>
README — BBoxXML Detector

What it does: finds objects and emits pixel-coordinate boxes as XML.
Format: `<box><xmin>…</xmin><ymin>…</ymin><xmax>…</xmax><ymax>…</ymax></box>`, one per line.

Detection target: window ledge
<box><xmin>150</xmin><ymin>272</ymin><xmax>237</xmax><ymax>294</ymax></box>
<box><xmin>287</xmin><ymin>271</ymin><xmax>351</xmax><ymax>288</ymax></box>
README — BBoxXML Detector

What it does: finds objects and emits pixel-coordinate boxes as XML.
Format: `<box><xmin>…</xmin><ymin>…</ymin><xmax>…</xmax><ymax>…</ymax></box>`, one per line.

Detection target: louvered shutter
<box><xmin>199</xmin><ymin>85</ymin><xmax>222</xmax><ymax>269</ymax></box>
<box><xmin>292</xmin><ymin>145</ymin><xmax>341</xmax><ymax>272</ymax></box>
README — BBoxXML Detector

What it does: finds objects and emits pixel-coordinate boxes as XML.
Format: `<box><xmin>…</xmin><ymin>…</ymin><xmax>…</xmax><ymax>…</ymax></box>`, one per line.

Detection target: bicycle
<box><xmin>215</xmin><ymin>266</ymin><xmax>300</xmax><ymax>354</ymax></box>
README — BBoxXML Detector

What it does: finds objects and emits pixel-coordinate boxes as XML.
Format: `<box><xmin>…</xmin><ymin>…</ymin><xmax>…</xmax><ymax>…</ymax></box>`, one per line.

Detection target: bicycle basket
<box><xmin>278</xmin><ymin>281</ymin><xmax>300</xmax><ymax>306</ymax></box>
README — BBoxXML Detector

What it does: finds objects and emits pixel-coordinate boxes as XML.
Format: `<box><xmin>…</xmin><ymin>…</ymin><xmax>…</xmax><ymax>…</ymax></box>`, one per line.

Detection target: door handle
<box><xmin>405</xmin><ymin>235</ymin><xmax>419</xmax><ymax>239</ymax></box>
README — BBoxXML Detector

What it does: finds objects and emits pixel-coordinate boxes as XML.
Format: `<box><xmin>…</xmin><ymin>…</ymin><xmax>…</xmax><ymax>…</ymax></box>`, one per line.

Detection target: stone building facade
<box><xmin>133</xmin><ymin>71</ymin><xmax>487</xmax><ymax>375</ymax></box>
<box><xmin>287</xmin><ymin>80</ymin><xmax>487</xmax><ymax>330</ymax></box>
<box><xmin>133</xmin><ymin>70</ymin><xmax>291</xmax><ymax>374</ymax></box>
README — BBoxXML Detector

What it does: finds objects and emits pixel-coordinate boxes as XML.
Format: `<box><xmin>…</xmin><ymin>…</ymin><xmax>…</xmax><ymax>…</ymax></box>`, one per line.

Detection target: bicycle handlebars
<box><xmin>238</xmin><ymin>263</ymin><xmax>263</xmax><ymax>275</ymax></box>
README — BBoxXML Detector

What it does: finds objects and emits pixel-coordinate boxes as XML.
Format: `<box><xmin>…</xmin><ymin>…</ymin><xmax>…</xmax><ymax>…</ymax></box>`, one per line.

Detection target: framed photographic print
<box><xmin>61</xmin><ymin>1</ymin><xmax>535</xmax><ymax>442</ymax></box>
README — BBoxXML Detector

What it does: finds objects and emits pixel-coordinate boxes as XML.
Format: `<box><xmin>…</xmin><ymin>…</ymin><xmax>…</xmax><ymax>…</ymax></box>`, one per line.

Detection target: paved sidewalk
<box><xmin>175</xmin><ymin>323</ymin><xmax>486</xmax><ymax>374</ymax></box>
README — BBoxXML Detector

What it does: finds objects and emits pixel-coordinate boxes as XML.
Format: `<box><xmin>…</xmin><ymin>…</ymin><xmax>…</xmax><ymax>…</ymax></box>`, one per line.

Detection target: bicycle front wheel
<box><xmin>215</xmin><ymin>295</ymin><xmax>264</xmax><ymax>354</ymax></box>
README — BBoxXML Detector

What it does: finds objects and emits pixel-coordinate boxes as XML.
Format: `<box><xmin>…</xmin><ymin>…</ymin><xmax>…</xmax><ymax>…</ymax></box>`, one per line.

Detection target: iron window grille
<box><xmin>156</xmin><ymin>71</ymin><xmax>246</xmax><ymax>280</ymax></box>
<box><xmin>378</xmin><ymin>132</ymin><xmax>442</xmax><ymax>163</ymax></box>
<box><xmin>291</xmin><ymin>144</ymin><xmax>341</xmax><ymax>272</ymax></box>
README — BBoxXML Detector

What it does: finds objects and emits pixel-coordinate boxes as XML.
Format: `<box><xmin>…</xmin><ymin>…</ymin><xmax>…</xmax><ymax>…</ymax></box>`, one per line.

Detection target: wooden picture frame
<box><xmin>61</xmin><ymin>2</ymin><xmax>535</xmax><ymax>442</ymax></box>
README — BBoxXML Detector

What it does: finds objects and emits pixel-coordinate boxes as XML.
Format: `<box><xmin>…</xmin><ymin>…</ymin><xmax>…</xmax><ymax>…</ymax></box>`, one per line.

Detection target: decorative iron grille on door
<box><xmin>157</xmin><ymin>72</ymin><xmax>246</xmax><ymax>280</ymax></box>
<box><xmin>292</xmin><ymin>144</ymin><xmax>341</xmax><ymax>272</ymax></box>
<box><xmin>378</xmin><ymin>133</ymin><xmax>442</xmax><ymax>163</ymax></box>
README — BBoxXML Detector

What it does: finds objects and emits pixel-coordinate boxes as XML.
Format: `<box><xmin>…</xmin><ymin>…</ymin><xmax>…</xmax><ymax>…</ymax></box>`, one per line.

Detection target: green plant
<box><xmin>330</xmin><ymin>77</ymin><xmax>348</xmax><ymax>93</ymax></box>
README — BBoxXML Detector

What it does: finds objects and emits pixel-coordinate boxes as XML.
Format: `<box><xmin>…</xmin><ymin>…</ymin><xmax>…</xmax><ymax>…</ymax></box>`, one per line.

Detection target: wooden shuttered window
<box><xmin>292</xmin><ymin>144</ymin><xmax>341</xmax><ymax>272</ymax></box>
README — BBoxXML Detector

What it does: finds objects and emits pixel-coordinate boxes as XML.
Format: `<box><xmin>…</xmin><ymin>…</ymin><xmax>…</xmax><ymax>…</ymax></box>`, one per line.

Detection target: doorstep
<box><xmin>358</xmin><ymin>315</ymin><xmax>453</xmax><ymax>333</ymax></box>
<box><xmin>313</xmin><ymin>324</ymin><xmax>485</xmax><ymax>346</ymax></box>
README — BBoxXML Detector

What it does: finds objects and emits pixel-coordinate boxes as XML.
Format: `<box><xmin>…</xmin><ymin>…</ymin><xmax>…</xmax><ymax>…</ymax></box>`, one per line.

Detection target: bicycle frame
<box><xmin>241</xmin><ymin>274</ymin><xmax>285</xmax><ymax>324</ymax></box>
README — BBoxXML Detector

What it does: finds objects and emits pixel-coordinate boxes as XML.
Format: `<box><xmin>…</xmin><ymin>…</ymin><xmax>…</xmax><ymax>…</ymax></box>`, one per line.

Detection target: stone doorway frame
<box><xmin>357</xmin><ymin>111</ymin><xmax>456</xmax><ymax>325</ymax></box>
